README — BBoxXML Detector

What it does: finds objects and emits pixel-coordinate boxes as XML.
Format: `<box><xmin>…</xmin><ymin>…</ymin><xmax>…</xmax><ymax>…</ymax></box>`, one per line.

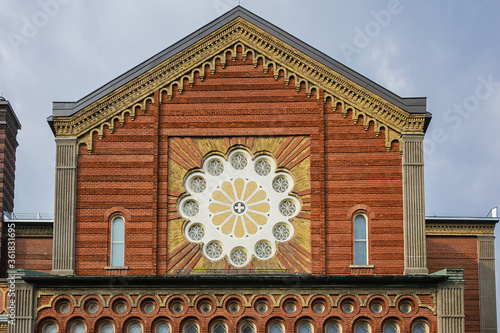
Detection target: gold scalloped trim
<box><xmin>52</xmin><ymin>18</ymin><xmax>427</xmax><ymax>153</ymax></box>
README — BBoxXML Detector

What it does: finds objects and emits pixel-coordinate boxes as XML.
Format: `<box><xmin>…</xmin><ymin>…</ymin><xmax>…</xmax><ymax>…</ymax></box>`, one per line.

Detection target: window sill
<box><xmin>104</xmin><ymin>266</ymin><xmax>129</xmax><ymax>270</ymax></box>
<box><xmin>349</xmin><ymin>265</ymin><xmax>374</xmax><ymax>269</ymax></box>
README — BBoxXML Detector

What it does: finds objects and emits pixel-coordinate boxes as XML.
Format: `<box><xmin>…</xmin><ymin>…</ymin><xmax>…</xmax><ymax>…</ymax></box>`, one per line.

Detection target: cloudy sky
<box><xmin>1</xmin><ymin>0</ymin><xmax>499</xmax><ymax>316</ymax></box>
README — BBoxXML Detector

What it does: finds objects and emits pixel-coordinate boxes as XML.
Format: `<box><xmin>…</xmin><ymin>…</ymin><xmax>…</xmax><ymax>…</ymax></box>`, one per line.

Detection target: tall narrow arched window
<box><xmin>353</xmin><ymin>214</ymin><xmax>368</xmax><ymax>265</ymax></box>
<box><xmin>111</xmin><ymin>216</ymin><xmax>125</xmax><ymax>266</ymax></box>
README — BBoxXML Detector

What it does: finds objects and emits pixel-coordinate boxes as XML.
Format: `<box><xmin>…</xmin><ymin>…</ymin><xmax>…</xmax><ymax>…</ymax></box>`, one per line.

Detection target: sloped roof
<box><xmin>52</xmin><ymin>6</ymin><xmax>427</xmax><ymax>118</ymax></box>
<box><xmin>49</xmin><ymin>6</ymin><xmax>431</xmax><ymax>148</ymax></box>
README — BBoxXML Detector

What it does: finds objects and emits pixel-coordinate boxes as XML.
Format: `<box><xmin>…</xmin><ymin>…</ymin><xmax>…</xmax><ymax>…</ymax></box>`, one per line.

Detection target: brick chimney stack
<box><xmin>0</xmin><ymin>97</ymin><xmax>21</xmax><ymax>277</ymax></box>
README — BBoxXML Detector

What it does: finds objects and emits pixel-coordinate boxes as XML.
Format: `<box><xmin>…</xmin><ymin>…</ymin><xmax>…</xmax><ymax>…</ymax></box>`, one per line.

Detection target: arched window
<box><xmin>240</xmin><ymin>321</ymin><xmax>256</xmax><ymax>333</ymax></box>
<box><xmin>212</xmin><ymin>322</ymin><xmax>228</xmax><ymax>333</ymax></box>
<box><xmin>354</xmin><ymin>322</ymin><xmax>371</xmax><ymax>333</ymax></box>
<box><xmin>411</xmin><ymin>321</ymin><xmax>428</xmax><ymax>333</ymax></box>
<box><xmin>127</xmin><ymin>322</ymin><xmax>143</xmax><ymax>333</ymax></box>
<box><xmin>43</xmin><ymin>322</ymin><xmax>59</xmax><ymax>333</ymax></box>
<box><xmin>353</xmin><ymin>214</ymin><xmax>368</xmax><ymax>265</ymax></box>
<box><xmin>297</xmin><ymin>322</ymin><xmax>313</xmax><ymax>333</ymax></box>
<box><xmin>184</xmin><ymin>322</ymin><xmax>199</xmax><ymax>333</ymax></box>
<box><xmin>155</xmin><ymin>322</ymin><xmax>171</xmax><ymax>333</ymax></box>
<box><xmin>111</xmin><ymin>216</ymin><xmax>125</xmax><ymax>266</ymax></box>
<box><xmin>269</xmin><ymin>321</ymin><xmax>284</xmax><ymax>333</ymax></box>
<box><xmin>325</xmin><ymin>321</ymin><xmax>341</xmax><ymax>333</ymax></box>
<box><xmin>383</xmin><ymin>321</ymin><xmax>399</xmax><ymax>333</ymax></box>
<box><xmin>99</xmin><ymin>322</ymin><xmax>115</xmax><ymax>333</ymax></box>
<box><xmin>70</xmin><ymin>321</ymin><xmax>87</xmax><ymax>333</ymax></box>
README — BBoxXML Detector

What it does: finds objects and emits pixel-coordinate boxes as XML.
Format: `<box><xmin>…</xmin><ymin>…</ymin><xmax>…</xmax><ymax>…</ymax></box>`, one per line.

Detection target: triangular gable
<box><xmin>49</xmin><ymin>6</ymin><xmax>429</xmax><ymax>152</ymax></box>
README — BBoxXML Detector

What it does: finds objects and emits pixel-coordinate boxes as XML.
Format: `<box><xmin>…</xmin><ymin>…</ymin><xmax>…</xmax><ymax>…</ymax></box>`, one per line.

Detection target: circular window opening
<box><xmin>58</xmin><ymin>301</ymin><xmax>70</xmax><ymax>314</ymax></box>
<box><xmin>273</xmin><ymin>223</ymin><xmax>292</xmax><ymax>242</ymax></box>
<box><xmin>207</xmin><ymin>159</ymin><xmax>224</xmax><ymax>176</ymax></box>
<box><xmin>230</xmin><ymin>153</ymin><xmax>248</xmax><ymax>170</ymax></box>
<box><xmin>255</xmin><ymin>240</ymin><xmax>273</xmax><ymax>259</ymax></box>
<box><xmin>227</xmin><ymin>301</ymin><xmax>240</xmax><ymax>313</ymax></box>
<box><xmin>273</xmin><ymin>176</ymin><xmax>290</xmax><ymax>193</ymax></box>
<box><xmin>199</xmin><ymin>301</ymin><xmax>212</xmax><ymax>313</ymax></box>
<box><xmin>284</xmin><ymin>301</ymin><xmax>297</xmax><ymax>313</ymax></box>
<box><xmin>86</xmin><ymin>300</ymin><xmax>99</xmax><ymax>314</ymax></box>
<box><xmin>187</xmin><ymin>223</ymin><xmax>205</xmax><ymax>242</ymax></box>
<box><xmin>143</xmin><ymin>301</ymin><xmax>155</xmax><ymax>314</ymax></box>
<box><xmin>183</xmin><ymin>200</ymin><xmax>200</xmax><ymax>217</ymax></box>
<box><xmin>370</xmin><ymin>301</ymin><xmax>383</xmax><ymax>314</ymax></box>
<box><xmin>171</xmin><ymin>301</ymin><xmax>184</xmax><ymax>314</ymax></box>
<box><xmin>313</xmin><ymin>302</ymin><xmax>325</xmax><ymax>313</ymax></box>
<box><xmin>255</xmin><ymin>159</ymin><xmax>272</xmax><ymax>176</ymax></box>
<box><xmin>190</xmin><ymin>176</ymin><xmax>207</xmax><ymax>193</ymax></box>
<box><xmin>255</xmin><ymin>301</ymin><xmax>268</xmax><ymax>313</ymax></box>
<box><xmin>205</xmin><ymin>241</ymin><xmax>223</xmax><ymax>260</ymax></box>
<box><xmin>279</xmin><ymin>199</ymin><xmax>297</xmax><ymax>217</ymax></box>
<box><xmin>230</xmin><ymin>247</ymin><xmax>249</xmax><ymax>267</ymax></box>
<box><xmin>341</xmin><ymin>302</ymin><xmax>354</xmax><ymax>314</ymax></box>
<box><xmin>399</xmin><ymin>301</ymin><xmax>412</xmax><ymax>314</ymax></box>
<box><xmin>114</xmin><ymin>301</ymin><xmax>127</xmax><ymax>314</ymax></box>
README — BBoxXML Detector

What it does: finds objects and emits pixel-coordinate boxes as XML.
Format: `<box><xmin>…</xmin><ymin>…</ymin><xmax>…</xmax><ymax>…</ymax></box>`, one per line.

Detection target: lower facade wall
<box><xmin>34</xmin><ymin>287</ymin><xmax>437</xmax><ymax>332</ymax></box>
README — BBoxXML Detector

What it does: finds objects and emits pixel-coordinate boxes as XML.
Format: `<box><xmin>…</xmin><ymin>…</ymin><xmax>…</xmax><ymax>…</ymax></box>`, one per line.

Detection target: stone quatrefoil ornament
<box><xmin>179</xmin><ymin>149</ymin><xmax>300</xmax><ymax>267</ymax></box>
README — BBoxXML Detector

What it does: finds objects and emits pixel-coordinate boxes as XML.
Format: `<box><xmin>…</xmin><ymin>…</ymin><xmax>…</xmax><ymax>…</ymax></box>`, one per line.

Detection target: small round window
<box><xmin>187</xmin><ymin>223</ymin><xmax>205</xmax><ymax>242</ymax></box>
<box><xmin>58</xmin><ymin>301</ymin><xmax>70</xmax><ymax>314</ymax></box>
<box><xmin>255</xmin><ymin>301</ymin><xmax>268</xmax><ymax>314</ymax></box>
<box><xmin>171</xmin><ymin>302</ymin><xmax>184</xmax><ymax>314</ymax></box>
<box><xmin>273</xmin><ymin>223</ymin><xmax>292</xmax><ymax>242</ymax></box>
<box><xmin>114</xmin><ymin>301</ymin><xmax>127</xmax><ymax>314</ymax></box>
<box><xmin>341</xmin><ymin>302</ymin><xmax>354</xmax><ymax>314</ymax></box>
<box><xmin>399</xmin><ymin>301</ymin><xmax>412</xmax><ymax>314</ymax></box>
<box><xmin>255</xmin><ymin>159</ymin><xmax>272</xmax><ymax>176</ymax></box>
<box><xmin>273</xmin><ymin>176</ymin><xmax>289</xmax><ymax>193</ymax></box>
<box><xmin>230</xmin><ymin>247</ymin><xmax>248</xmax><ymax>266</ymax></box>
<box><xmin>255</xmin><ymin>240</ymin><xmax>273</xmax><ymax>259</ymax></box>
<box><xmin>227</xmin><ymin>301</ymin><xmax>240</xmax><ymax>313</ymax></box>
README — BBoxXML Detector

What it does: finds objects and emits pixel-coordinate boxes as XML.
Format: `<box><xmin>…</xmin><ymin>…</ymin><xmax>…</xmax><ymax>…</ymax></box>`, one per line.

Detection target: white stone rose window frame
<box><xmin>179</xmin><ymin>148</ymin><xmax>300</xmax><ymax>267</ymax></box>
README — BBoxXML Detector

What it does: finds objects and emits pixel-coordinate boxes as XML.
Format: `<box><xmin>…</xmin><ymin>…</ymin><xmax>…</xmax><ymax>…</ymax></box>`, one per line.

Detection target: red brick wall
<box><xmin>15</xmin><ymin>237</ymin><xmax>53</xmax><ymax>273</ymax></box>
<box><xmin>74</xmin><ymin>48</ymin><xmax>404</xmax><ymax>276</ymax></box>
<box><xmin>427</xmin><ymin>236</ymin><xmax>479</xmax><ymax>332</ymax></box>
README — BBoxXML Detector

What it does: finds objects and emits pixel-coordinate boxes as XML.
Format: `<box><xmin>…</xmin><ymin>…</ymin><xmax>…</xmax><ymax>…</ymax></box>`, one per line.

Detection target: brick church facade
<box><xmin>1</xmin><ymin>7</ymin><xmax>497</xmax><ymax>333</ymax></box>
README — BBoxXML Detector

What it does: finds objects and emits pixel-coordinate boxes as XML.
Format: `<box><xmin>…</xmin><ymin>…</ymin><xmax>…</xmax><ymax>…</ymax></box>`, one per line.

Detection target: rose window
<box><xmin>179</xmin><ymin>149</ymin><xmax>300</xmax><ymax>267</ymax></box>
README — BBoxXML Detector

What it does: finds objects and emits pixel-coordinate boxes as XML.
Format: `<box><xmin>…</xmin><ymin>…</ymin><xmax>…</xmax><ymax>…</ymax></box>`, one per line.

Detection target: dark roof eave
<box><xmin>426</xmin><ymin>216</ymin><xmax>499</xmax><ymax>224</ymax></box>
<box><xmin>23</xmin><ymin>273</ymin><xmax>448</xmax><ymax>289</ymax></box>
<box><xmin>50</xmin><ymin>6</ymin><xmax>427</xmax><ymax>120</ymax></box>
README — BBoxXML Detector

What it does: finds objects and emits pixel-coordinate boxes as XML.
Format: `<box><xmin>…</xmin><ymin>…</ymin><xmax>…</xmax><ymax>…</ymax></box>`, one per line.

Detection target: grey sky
<box><xmin>1</xmin><ymin>0</ymin><xmax>499</xmax><ymax>319</ymax></box>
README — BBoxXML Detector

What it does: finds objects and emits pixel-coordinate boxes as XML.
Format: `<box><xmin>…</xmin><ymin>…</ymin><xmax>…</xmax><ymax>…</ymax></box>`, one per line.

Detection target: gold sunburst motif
<box><xmin>179</xmin><ymin>149</ymin><xmax>300</xmax><ymax>267</ymax></box>
<box><xmin>209</xmin><ymin>178</ymin><xmax>270</xmax><ymax>238</ymax></box>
